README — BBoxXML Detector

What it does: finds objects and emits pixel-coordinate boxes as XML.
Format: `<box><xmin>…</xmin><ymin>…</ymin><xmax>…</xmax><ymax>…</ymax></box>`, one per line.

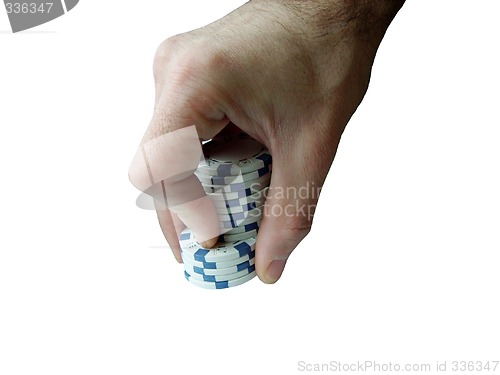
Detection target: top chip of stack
<box><xmin>180</xmin><ymin>132</ymin><xmax>272</xmax><ymax>290</ymax></box>
<box><xmin>196</xmin><ymin>133</ymin><xmax>272</xmax><ymax>177</ymax></box>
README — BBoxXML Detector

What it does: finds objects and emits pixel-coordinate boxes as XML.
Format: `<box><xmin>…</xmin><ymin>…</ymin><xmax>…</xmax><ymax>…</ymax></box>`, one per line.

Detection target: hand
<box><xmin>129</xmin><ymin>0</ymin><xmax>404</xmax><ymax>283</ymax></box>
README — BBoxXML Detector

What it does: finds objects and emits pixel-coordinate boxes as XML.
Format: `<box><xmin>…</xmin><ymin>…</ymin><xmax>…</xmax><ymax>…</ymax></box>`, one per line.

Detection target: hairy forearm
<box><xmin>280</xmin><ymin>0</ymin><xmax>405</xmax><ymax>21</ymax></box>
<box><xmin>251</xmin><ymin>0</ymin><xmax>405</xmax><ymax>42</ymax></box>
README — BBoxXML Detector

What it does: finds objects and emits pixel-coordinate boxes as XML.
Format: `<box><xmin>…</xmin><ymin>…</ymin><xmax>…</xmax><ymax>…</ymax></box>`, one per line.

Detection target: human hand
<box><xmin>129</xmin><ymin>0</ymin><xmax>404</xmax><ymax>283</ymax></box>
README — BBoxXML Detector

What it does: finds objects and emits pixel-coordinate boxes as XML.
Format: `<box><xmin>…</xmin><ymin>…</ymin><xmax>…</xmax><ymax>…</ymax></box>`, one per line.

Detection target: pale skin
<box><xmin>129</xmin><ymin>0</ymin><xmax>405</xmax><ymax>283</ymax></box>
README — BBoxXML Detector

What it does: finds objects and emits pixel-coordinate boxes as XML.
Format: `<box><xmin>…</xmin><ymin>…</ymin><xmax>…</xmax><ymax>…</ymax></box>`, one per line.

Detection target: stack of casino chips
<box><xmin>180</xmin><ymin>133</ymin><xmax>272</xmax><ymax>289</ymax></box>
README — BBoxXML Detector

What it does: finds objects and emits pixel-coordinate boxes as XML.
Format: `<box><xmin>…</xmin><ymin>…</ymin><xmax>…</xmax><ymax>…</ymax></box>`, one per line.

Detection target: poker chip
<box><xmin>216</xmin><ymin>201</ymin><xmax>262</xmax><ymax>215</ymax></box>
<box><xmin>217</xmin><ymin>206</ymin><xmax>263</xmax><ymax>222</ymax></box>
<box><xmin>197</xmin><ymin>134</ymin><xmax>272</xmax><ymax>177</ymax></box>
<box><xmin>179</xmin><ymin>133</ymin><xmax>271</xmax><ymax>289</ymax></box>
<box><xmin>223</xmin><ymin>221</ymin><xmax>260</xmax><ymax>235</ymax></box>
<box><xmin>206</xmin><ymin>187</ymin><xmax>268</xmax><ymax>201</ymax></box>
<box><xmin>182</xmin><ymin>249</ymin><xmax>256</xmax><ymax>270</ymax></box>
<box><xmin>180</xmin><ymin>228</ymin><xmax>256</xmax><ymax>263</ymax></box>
<box><xmin>219</xmin><ymin>212</ymin><xmax>262</xmax><ymax>229</ymax></box>
<box><xmin>187</xmin><ymin>264</ymin><xmax>256</xmax><ymax>282</ymax></box>
<box><xmin>184</xmin><ymin>269</ymin><xmax>257</xmax><ymax>290</ymax></box>
<box><xmin>195</xmin><ymin>164</ymin><xmax>272</xmax><ymax>185</ymax></box>
<box><xmin>219</xmin><ymin>229</ymin><xmax>259</xmax><ymax>242</ymax></box>
<box><xmin>183</xmin><ymin>258</ymin><xmax>256</xmax><ymax>276</ymax></box>
<box><xmin>209</xmin><ymin>188</ymin><xmax>269</xmax><ymax>204</ymax></box>
<box><xmin>213</xmin><ymin>196</ymin><xmax>266</xmax><ymax>211</ymax></box>
<box><xmin>203</xmin><ymin>173</ymin><xmax>271</xmax><ymax>194</ymax></box>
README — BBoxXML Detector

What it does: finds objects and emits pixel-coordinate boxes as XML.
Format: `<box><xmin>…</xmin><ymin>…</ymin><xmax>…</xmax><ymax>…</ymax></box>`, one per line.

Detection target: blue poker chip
<box><xmin>196</xmin><ymin>164</ymin><xmax>271</xmax><ymax>185</ymax></box>
<box><xmin>184</xmin><ymin>269</ymin><xmax>257</xmax><ymax>290</ymax></box>
<box><xmin>219</xmin><ymin>229</ymin><xmax>258</xmax><ymax>242</ymax></box>
<box><xmin>222</xmin><ymin>221</ymin><xmax>261</xmax><ymax>235</ymax></box>
<box><xmin>216</xmin><ymin>201</ymin><xmax>261</xmax><ymax>215</ymax></box>
<box><xmin>186</xmin><ymin>265</ymin><xmax>256</xmax><ymax>282</ymax></box>
<box><xmin>209</xmin><ymin>187</ymin><xmax>269</xmax><ymax>203</ymax></box>
<box><xmin>179</xmin><ymin>228</ymin><xmax>256</xmax><ymax>263</ymax></box>
<box><xmin>207</xmin><ymin>187</ymin><xmax>268</xmax><ymax>201</ymax></box>
<box><xmin>219</xmin><ymin>211</ymin><xmax>262</xmax><ymax>229</ymax></box>
<box><xmin>182</xmin><ymin>249</ymin><xmax>255</xmax><ymax>270</ymax></box>
<box><xmin>184</xmin><ymin>258</ymin><xmax>256</xmax><ymax>276</ymax></box>
<box><xmin>197</xmin><ymin>135</ymin><xmax>272</xmax><ymax>177</ymax></box>
<box><xmin>214</xmin><ymin>196</ymin><xmax>266</xmax><ymax>210</ymax></box>
<box><xmin>203</xmin><ymin>173</ymin><xmax>270</xmax><ymax>194</ymax></box>
<box><xmin>217</xmin><ymin>206</ymin><xmax>263</xmax><ymax>222</ymax></box>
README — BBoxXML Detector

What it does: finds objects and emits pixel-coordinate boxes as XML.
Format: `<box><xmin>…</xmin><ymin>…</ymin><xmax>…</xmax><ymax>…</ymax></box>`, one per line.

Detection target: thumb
<box><xmin>255</xmin><ymin>136</ymin><xmax>335</xmax><ymax>284</ymax></box>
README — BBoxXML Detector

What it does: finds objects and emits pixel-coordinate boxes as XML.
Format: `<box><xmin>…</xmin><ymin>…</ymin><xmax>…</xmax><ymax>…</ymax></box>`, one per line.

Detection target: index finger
<box><xmin>129</xmin><ymin>124</ymin><xmax>220</xmax><ymax>246</ymax></box>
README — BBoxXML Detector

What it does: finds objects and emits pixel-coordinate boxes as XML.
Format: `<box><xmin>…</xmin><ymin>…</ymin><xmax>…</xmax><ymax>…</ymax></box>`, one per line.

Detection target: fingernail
<box><xmin>200</xmin><ymin>237</ymin><xmax>218</xmax><ymax>249</ymax></box>
<box><xmin>264</xmin><ymin>259</ymin><xmax>287</xmax><ymax>284</ymax></box>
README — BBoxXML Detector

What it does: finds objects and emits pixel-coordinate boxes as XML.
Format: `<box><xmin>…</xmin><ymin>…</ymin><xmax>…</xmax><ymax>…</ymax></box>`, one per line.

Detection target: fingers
<box><xmin>155</xmin><ymin>205</ymin><xmax>185</xmax><ymax>263</ymax></box>
<box><xmin>166</xmin><ymin>177</ymin><xmax>220</xmax><ymax>248</ymax></box>
<box><xmin>130</xmin><ymin>37</ymin><xmax>234</xmax><ymax>255</ymax></box>
<box><xmin>130</xmin><ymin>123</ymin><xmax>221</xmax><ymax>250</ymax></box>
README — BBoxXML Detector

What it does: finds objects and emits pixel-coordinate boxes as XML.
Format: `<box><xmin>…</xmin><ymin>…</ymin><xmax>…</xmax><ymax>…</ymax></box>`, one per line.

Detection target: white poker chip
<box><xmin>217</xmin><ymin>206</ymin><xmax>263</xmax><ymax>222</ymax></box>
<box><xmin>213</xmin><ymin>195</ymin><xmax>266</xmax><ymax>210</ymax></box>
<box><xmin>182</xmin><ymin>249</ymin><xmax>255</xmax><ymax>270</ymax></box>
<box><xmin>209</xmin><ymin>187</ymin><xmax>269</xmax><ymax>203</ymax></box>
<box><xmin>222</xmin><ymin>221</ymin><xmax>261</xmax><ymax>235</ymax></box>
<box><xmin>187</xmin><ymin>264</ymin><xmax>256</xmax><ymax>282</ymax></box>
<box><xmin>219</xmin><ymin>229</ymin><xmax>258</xmax><ymax>242</ymax></box>
<box><xmin>216</xmin><ymin>199</ymin><xmax>264</xmax><ymax>215</ymax></box>
<box><xmin>203</xmin><ymin>173</ymin><xmax>270</xmax><ymax>194</ymax></box>
<box><xmin>195</xmin><ymin>164</ymin><xmax>271</xmax><ymax>185</ymax></box>
<box><xmin>183</xmin><ymin>258</ymin><xmax>256</xmax><ymax>276</ymax></box>
<box><xmin>219</xmin><ymin>211</ymin><xmax>262</xmax><ymax>229</ymax></box>
<box><xmin>197</xmin><ymin>134</ymin><xmax>272</xmax><ymax>177</ymax></box>
<box><xmin>184</xmin><ymin>269</ymin><xmax>257</xmax><ymax>290</ymax></box>
<box><xmin>179</xmin><ymin>228</ymin><xmax>256</xmax><ymax>263</ymax></box>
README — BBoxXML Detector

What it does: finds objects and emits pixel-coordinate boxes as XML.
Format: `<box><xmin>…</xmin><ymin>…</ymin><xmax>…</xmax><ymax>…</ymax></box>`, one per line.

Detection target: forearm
<box><xmin>280</xmin><ymin>0</ymin><xmax>405</xmax><ymax>23</ymax></box>
<box><xmin>251</xmin><ymin>0</ymin><xmax>405</xmax><ymax>43</ymax></box>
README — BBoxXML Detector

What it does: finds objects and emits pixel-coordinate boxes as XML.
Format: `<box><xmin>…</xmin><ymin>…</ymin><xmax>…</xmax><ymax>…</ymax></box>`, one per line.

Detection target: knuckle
<box><xmin>153</xmin><ymin>35</ymin><xmax>184</xmax><ymax>79</ymax></box>
<box><xmin>155</xmin><ymin>35</ymin><xmax>181</xmax><ymax>60</ymax></box>
<box><xmin>278</xmin><ymin>225</ymin><xmax>311</xmax><ymax>257</ymax></box>
<box><xmin>197</xmin><ymin>46</ymin><xmax>228</xmax><ymax>73</ymax></box>
<box><xmin>281</xmin><ymin>216</ymin><xmax>312</xmax><ymax>242</ymax></box>
<box><xmin>284</xmin><ymin>225</ymin><xmax>312</xmax><ymax>242</ymax></box>
<box><xmin>153</xmin><ymin>33</ymin><xmax>228</xmax><ymax>87</ymax></box>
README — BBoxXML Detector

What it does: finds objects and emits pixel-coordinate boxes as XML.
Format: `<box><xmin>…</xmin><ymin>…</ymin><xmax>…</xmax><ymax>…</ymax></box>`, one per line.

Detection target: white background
<box><xmin>1</xmin><ymin>1</ymin><xmax>499</xmax><ymax>374</ymax></box>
